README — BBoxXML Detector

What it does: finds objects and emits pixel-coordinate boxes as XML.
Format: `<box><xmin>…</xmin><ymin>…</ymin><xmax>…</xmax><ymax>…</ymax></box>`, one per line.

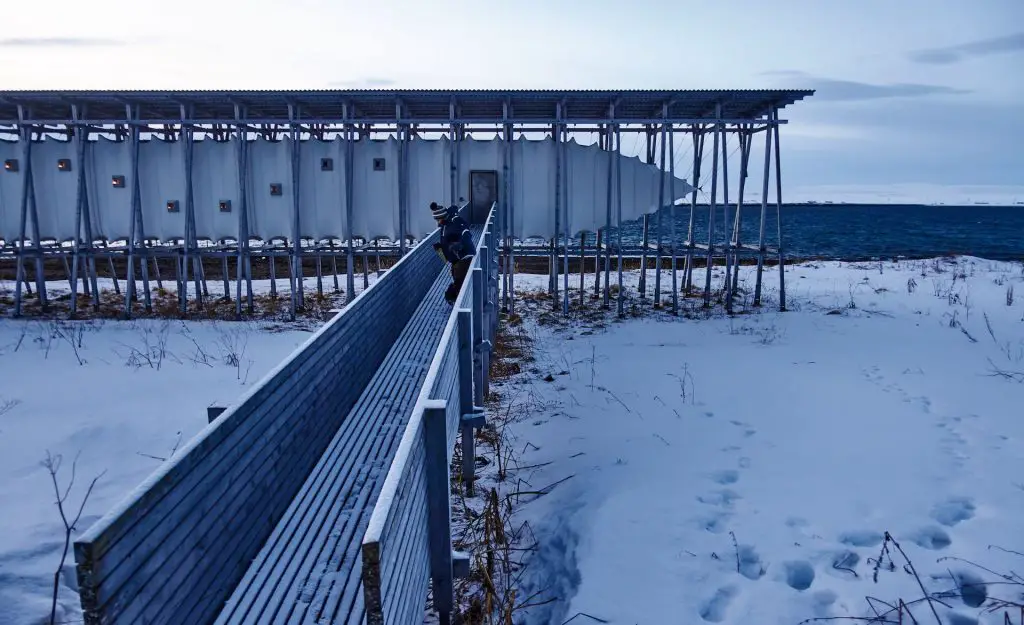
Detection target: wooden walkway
<box><xmin>214</xmin><ymin>229</ymin><xmax>480</xmax><ymax>624</ymax></box>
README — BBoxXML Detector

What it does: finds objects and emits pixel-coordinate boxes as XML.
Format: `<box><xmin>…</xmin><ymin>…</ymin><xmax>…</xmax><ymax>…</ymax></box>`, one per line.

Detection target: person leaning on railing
<box><xmin>430</xmin><ymin>201</ymin><xmax>476</xmax><ymax>305</ymax></box>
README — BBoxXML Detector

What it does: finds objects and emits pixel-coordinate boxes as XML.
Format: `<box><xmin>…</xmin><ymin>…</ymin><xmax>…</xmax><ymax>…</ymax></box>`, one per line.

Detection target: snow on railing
<box><xmin>362</xmin><ymin>202</ymin><xmax>499</xmax><ymax>625</ymax></box>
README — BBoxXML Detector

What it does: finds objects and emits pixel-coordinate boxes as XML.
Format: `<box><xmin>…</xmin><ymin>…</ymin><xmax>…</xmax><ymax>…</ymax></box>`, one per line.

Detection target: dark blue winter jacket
<box><xmin>438</xmin><ymin>215</ymin><xmax>475</xmax><ymax>263</ymax></box>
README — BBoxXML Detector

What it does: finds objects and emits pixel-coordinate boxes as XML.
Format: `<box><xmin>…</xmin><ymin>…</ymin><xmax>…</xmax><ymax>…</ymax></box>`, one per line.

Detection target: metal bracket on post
<box><xmin>423</xmin><ymin>400</ymin><xmax>455</xmax><ymax>624</ymax></box>
<box><xmin>471</xmin><ymin>267</ymin><xmax>485</xmax><ymax>408</ymax></box>
<box><xmin>461</xmin><ymin>407</ymin><xmax>486</xmax><ymax>429</ymax></box>
<box><xmin>207</xmin><ymin>405</ymin><xmax>227</xmax><ymax>423</ymax></box>
<box><xmin>457</xmin><ymin>309</ymin><xmax>483</xmax><ymax>495</ymax></box>
<box><xmin>453</xmin><ymin>551</ymin><xmax>470</xmax><ymax>579</ymax></box>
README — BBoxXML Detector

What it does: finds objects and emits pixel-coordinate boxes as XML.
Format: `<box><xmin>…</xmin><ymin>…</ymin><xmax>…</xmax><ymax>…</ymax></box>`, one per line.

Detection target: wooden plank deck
<box><xmin>215</xmin><ymin>230</ymin><xmax>481</xmax><ymax>625</ymax></box>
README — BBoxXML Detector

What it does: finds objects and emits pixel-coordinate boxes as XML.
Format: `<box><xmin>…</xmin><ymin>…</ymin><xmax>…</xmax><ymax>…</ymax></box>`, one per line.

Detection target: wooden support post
<box><xmin>457</xmin><ymin>309</ymin><xmax>485</xmax><ymax>496</ymax></box>
<box><xmin>471</xmin><ymin>267</ymin><xmax>489</xmax><ymax>408</ymax></box>
<box><xmin>423</xmin><ymin>400</ymin><xmax>455</xmax><ymax>624</ymax></box>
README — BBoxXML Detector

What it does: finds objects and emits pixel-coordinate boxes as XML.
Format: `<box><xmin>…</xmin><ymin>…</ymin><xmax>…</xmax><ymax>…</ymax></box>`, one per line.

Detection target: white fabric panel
<box><xmin>565</xmin><ymin>139</ymin><xmax>604</xmax><ymax>236</ymax></box>
<box><xmin>459</xmin><ymin>135</ymin><xmax>502</xmax><ymax>204</ymax></box>
<box><xmin>86</xmin><ymin>138</ymin><xmax>134</xmax><ymax>241</ymax></box>
<box><xmin>512</xmin><ymin>138</ymin><xmax>556</xmax><ymax>239</ymax></box>
<box><xmin>247</xmin><ymin>138</ymin><xmax>292</xmax><ymax>241</ymax></box>
<box><xmin>0</xmin><ymin>140</ymin><xmax>23</xmax><ymax>241</ymax></box>
<box><xmin>138</xmin><ymin>139</ymin><xmax>187</xmax><ymax>242</ymax></box>
<box><xmin>617</xmin><ymin>153</ymin><xmax>640</xmax><ymax>224</ymax></box>
<box><xmin>297</xmin><ymin>138</ymin><xmax>345</xmax><ymax>240</ymax></box>
<box><xmin>406</xmin><ymin>137</ymin><xmax>450</xmax><ymax>239</ymax></box>
<box><xmin>30</xmin><ymin>140</ymin><xmax>78</xmax><ymax>241</ymax></box>
<box><xmin>351</xmin><ymin>138</ymin><xmax>399</xmax><ymax>240</ymax></box>
<box><xmin>191</xmin><ymin>139</ymin><xmax>241</xmax><ymax>241</ymax></box>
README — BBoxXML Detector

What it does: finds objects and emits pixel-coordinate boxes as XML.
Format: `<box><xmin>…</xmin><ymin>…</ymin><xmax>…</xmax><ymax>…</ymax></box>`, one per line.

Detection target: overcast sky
<box><xmin>1</xmin><ymin>0</ymin><xmax>1021</xmax><ymax>202</ymax></box>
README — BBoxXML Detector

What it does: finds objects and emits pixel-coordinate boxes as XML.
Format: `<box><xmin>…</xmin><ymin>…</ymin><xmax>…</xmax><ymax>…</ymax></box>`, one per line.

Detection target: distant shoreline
<box><xmin>679</xmin><ymin>202</ymin><xmax>1024</xmax><ymax>208</ymax></box>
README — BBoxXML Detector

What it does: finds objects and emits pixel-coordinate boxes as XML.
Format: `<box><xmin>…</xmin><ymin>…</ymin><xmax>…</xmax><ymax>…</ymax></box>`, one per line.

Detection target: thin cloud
<box><xmin>762</xmin><ymin>70</ymin><xmax>969</xmax><ymax>101</ymax></box>
<box><xmin>328</xmin><ymin>77</ymin><xmax>397</xmax><ymax>88</ymax></box>
<box><xmin>909</xmin><ymin>32</ymin><xmax>1024</xmax><ymax>65</ymax></box>
<box><xmin>0</xmin><ymin>37</ymin><xmax>126</xmax><ymax>47</ymax></box>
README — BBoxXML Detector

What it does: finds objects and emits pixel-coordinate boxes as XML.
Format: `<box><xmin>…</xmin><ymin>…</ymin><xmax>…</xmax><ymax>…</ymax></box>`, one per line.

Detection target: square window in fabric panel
<box><xmin>0</xmin><ymin>142</ymin><xmax>23</xmax><ymax>241</ymax></box>
<box><xmin>191</xmin><ymin>138</ymin><xmax>242</xmax><ymax>242</ymax></box>
<box><xmin>321</xmin><ymin>157</ymin><xmax>333</xmax><ymax>171</ymax></box>
<box><xmin>373</xmin><ymin>157</ymin><xmax>386</xmax><ymax>171</ymax></box>
<box><xmin>299</xmin><ymin>138</ymin><xmax>346</xmax><ymax>240</ymax></box>
<box><xmin>86</xmin><ymin>139</ymin><xmax>135</xmax><ymax>240</ymax></box>
<box><xmin>139</xmin><ymin>139</ymin><xmax>189</xmax><ymax>242</ymax></box>
<box><xmin>167</xmin><ymin>200</ymin><xmax>180</xmax><ymax>213</ymax></box>
<box><xmin>351</xmin><ymin>139</ymin><xmax>399</xmax><ymax>240</ymax></box>
<box><xmin>247</xmin><ymin>138</ymin><xmax>291</xmax><ymax>240</ymax></box>
<box><xmin>111</xmin><ymin>175</ymin><xmax>126</xmax><ymax>188</ymax></box>
<box><xmin>58</xmin><ymin>159</ymin><xmax>72</xmax><ymax>172</ymax></box>
<box><xmin>31</xmin><ymin>139</ymin><xmax>78</xmax><ymax>241</ymax></box>
<box><xmin>4</xmin><ymin>159</ymin><xmax>19</xmax><ymax>172</ymax></box>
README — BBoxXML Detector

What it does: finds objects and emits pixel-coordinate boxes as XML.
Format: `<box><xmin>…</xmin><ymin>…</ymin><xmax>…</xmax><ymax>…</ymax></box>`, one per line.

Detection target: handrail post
<box><xmin>471</xmin><ymin>267</ymin><xmax>489</xmax><ymax>407</ymax></box>
<box><xmin>423</xmin><ymin>400</ymin><xmax>455</xmax><ymax>624</ymax></box>
<box><xmin>457</xmin><ymin>309</ymin><xmax>484</xmax><ymax>495</ymax></box>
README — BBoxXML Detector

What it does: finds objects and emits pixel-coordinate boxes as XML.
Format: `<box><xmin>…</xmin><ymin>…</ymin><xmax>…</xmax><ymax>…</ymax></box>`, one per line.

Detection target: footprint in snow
<box><xmin>946</xmin><ymin>614</ymin><xmax>979</xmax><ymax>625</ymax></box>
<box><xmin>952</xmin><ymin>569</ymin><xmax>987</xmax><ymax>608</ymax></box>
<box><xmin>909</xmin><ymin>525</ymin><xmax>952</xmax><ymax>550</ymax></box>
<box><xmin>782</xmin><ymin>560</ymin><xmax>815</xmax><ymax>591</ymax></box>
<box><xmin>838</xmin><ymin>529</ymin><xmax>884</xmax><ymax>548</ymax></box>
<box><xmin>699</xmin><ymin>585</ymin><xmax>738</xmax><ymax>622</ymax></box>
<box><xmin>737</xmin><ymin>544</ymin><xmax>766</xmax><ymax>580</ymax></box>
<box><xmin>785</xmin><ymin>516</ymin><xmax>809</xmax><ymax>529</ymax></box>
<box><xmin>697</xmin><ymin>489</ymin><xmax>741</xmax><ymax>508</ymax></box>
<box><xmin>930</xmin><ymin>496</ymin><xmax>975</xmax><ymax>527</ymax></box>
<box><xmin>695</xmin><ymin>510</ymin><xmax>733</xmax><ymax>534</ymax></box>
<box><xmin>711</xmin><ymin>469</ymin><xmax>739</xmax><ymax>485</ymax></box>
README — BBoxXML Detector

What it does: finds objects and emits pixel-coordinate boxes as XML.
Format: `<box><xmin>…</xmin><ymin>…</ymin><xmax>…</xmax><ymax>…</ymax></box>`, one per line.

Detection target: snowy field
<box><xmin>0</xmin><ymin>281</ymin><xmax>339</xmax><ymax>625</ymax></box>
<box><xmin>1</xmin><ymin>258</ymin><xmax>1023</xmax><ymax>625</ymax></box>
<box><xmin>496</xmin><ymin>258</ymin><xmax>1024</xmax><ymax>625</ymax></box>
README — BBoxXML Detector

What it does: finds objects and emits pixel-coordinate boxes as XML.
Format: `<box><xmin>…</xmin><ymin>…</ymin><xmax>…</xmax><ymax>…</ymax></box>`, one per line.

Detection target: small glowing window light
<box><xmin>4</xmin><ymin>159</ymin><xmax>18</xmax><ymax>172</ymax></box>
<box><xmin>111</xmin><ymin>175</ymin><xmax>126</xmax><ymax>188</ymax></box>
<box><xmin>219</xmin><ymin>199</ymin><xmax>231</xmax><ymax>213</ymax></box>
<box><xmin>166</xmin><ymin>200</ymin><xmax>179</xmax><ymax>213</ymax></box>
<box><xmin>57</xmin><ymin>159</ymin><xmax>72</xmax><ymax>172</ymax></box>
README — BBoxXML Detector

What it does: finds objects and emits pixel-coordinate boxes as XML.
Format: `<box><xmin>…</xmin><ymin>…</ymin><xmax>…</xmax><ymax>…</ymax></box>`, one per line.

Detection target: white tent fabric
<box><xmin>86</xmin><ymin>138</ymin><xmax>134</xmax><ymax>242</ymax></box>
<box><xmin>191</xmin><ymin>139</ymin><xmax>241</xmax><ymax>242</ymax></box>
<box><xmin>351</xmin><ymin>138</ymin><xmax>400</xmax><ymax>241</ymax></box>
<box><xmin>30</xmin><ymin>140</ymin><xmax>78</xmax><ymax>242</ymax></box>
<box><xmin>512</xmin><ymin>137</ymin><xmax>557</xmax><ymax>239</ymax></box>
<box><xmin>138</xmin><ymin>139</ymin><xmax>187</xmax><ymax>243</ymax></box>
<box><xmin>297</xmin><ymin>137</ymin><xmax>346</xmax><ymax>241</ymax></box>
<box><xmin>0</xmin><ymin>140</ymin><xmax>24</xmax><ymax>242</ymax></box>
<box><xmin>407</xmin><ymin>137</ymin><xmax>451</xmax><ymax>239</ymax></box>
<box><xmin>246</xmin><ymin>138</ymin><xmax>292</xmax><ymax>242</ymax></box>
<box><xmin>3</xmin><ymin>136</ymin><xmax>694</xmax><ymax>244</ymax></box>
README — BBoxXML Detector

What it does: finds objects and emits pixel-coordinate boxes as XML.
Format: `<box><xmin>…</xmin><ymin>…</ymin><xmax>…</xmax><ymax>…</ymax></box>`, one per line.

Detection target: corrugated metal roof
<box><xmin>0</xmin><ymin>89</ymin><xmax>814</xmax><ymax>123</ymax></box>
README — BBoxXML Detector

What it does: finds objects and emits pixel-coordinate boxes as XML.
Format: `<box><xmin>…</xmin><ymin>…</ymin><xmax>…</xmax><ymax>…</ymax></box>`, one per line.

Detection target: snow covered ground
<box><xmin>0</xmin><ymin>311</ymin><xmax>315</xmax><ymax>624</ymax></box>
<box><xmin>497</xmin><ymin>258</ymin><xmax>1024</xmax><ymax>625</ymax></box>
<box><xmin>2</xmin><ymin>258</ymin><xmax>1023</xmax><ymax>625</ymax></box>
